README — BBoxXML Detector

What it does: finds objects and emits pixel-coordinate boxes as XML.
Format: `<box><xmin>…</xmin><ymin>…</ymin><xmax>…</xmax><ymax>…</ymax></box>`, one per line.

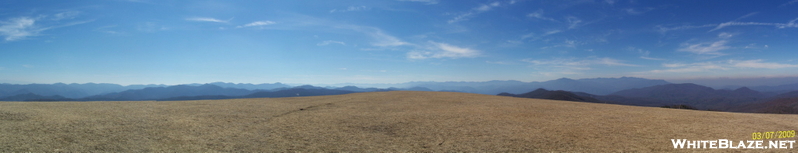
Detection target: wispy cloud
<box><xmin>236</xmin><ymin>21</ymin><xmax>276</xmax><ymax>28</ymax></box>
<box><xmin>119</xmin><ymin>0</ymin><xmax>151</xmax><ymax>3</ymax></box>
<box><xmin>648</xmin><ymin>59</ymin><xmax>798</xmax><ymax>73</ymax></box>
<box><xmin>658</xmin><ymin>17</ymin><xmax>798</xmax><ymax>33</ymax></box>
<box><xmin>717</xmin><ymin>32</ymin><xmax>733</xmax><ymax>38</ymax></box>
<box><xmin>781</xmin><ymin>0</ymin><xmax>798</xmax><ymax>7</ymax></box>
<box><xmin>448</xmin><ymin>1</ymin><xmax>509</xmax><ymax>23</ymax></box>
<box><xmin>710</xmin><ymin>22</ymin><xmax>777</xmax><ymax>32</ymax></box>
<box><xmin>52</xmin><ymin>11</ymin><xmax>80</xmax><ymax>21</ymax></box>
<box><xmin>633</xmin><ymin>47</ymin><xmax>665</xmax><ymax>60</ymax></box>
<box><xmin>522</xmin><ymin>57</ymin><xmax>638</xmax><ymax>71</ymax></box>
<box><xmin>137</xmin><ymin>22</ymin><xmax>168</xmax><ymax>32</ymax></box>
<box><xmin>268</xmin><ymin>14</ymin><xmax>407</xmax><ymax>48</ymax></box>
<box><xmin>640</xmin><ymin>56</ymin><xmax>665</xmax><ymax>61</ymax></box>
<box><xmin>709</xmin><ymin>17</ymin><xmax>798</xmax><ymax>31</ymax></box>
<box><xmin>407</xmin><ymin>41</ymin><xmax>480</xmax><ymax>59</ymax></box>
<box><xmin>186</xmin><ymin>17</ymin><xmax>230</xmax><ymax>23</ymax></box>
<box><xmin>734</xmin><ymin>12</ymin><xmax>758</xmax><ymax>21</ymax></box>
<box><xmin>0</xmin><ymin>17</ymin><xmax>41</xmax><ymax>41</ymax></box>
<box><xmin>677</xmin><ymin>40</ymin><xmax>729</xmax><ymax>56</ymax></box>
<box><xmin>317</xmin><ymin>40</ymin><xmax>345</xmax><ymax>46</ymax></box>
<box><xmin>595</xmin><ymin>57</ymin><xmax>640</xmax><ymax>66</ymax></box>
<box><xmin>521</xmin><ymin>29</ymin><xmax>561</xmax><ymax>40</ymax></box>
<box><xmin>743</xmin><ymin>43</ymin><xmax>768</xmax><ymax>49</ymax></box>
<box><xmin>330</xmin><ymin>6</ymin><xmax>369</xmax><ymax>13</ymax></box>
<box><xmin>624</xmin><ymin>8</ymin><xmax>653</xmax><ymax>15</ymax></box>
<box><xmin>0</xmin><ymin>12</ymin><xmax>90</xmax><ymax>41</ymax></box>
<box><xmin>96</xmin><ymin>25</ymin><xmax>124</xmax><ymax>35</ymax></box>
<box><xmin>655</xmin><ymin>24</ymin><xmax>716</xmax><ymax>33</ymax></box>
<box><xmin>397</xmin><ymin>0</ymin><xmax>439</xmax><ymax>5</ymax></box>
<box><xmin>729</xmin><ymin>59</ymin><xmax>798</xmax><ymax>69</ymax></box>
<box><xmin>540</xmin><ymin>39</ymin><xmax>579</xmax><ymax>49</ymax></box>
<box><xmin>527</xmin><ymin>9</ymin><xmax>557</xmax><ymax>22</ymax></box>
<box><xmin>350</xmin><ymin>26</ymin><xmax>409</xmax><ymax>47</ymax></box>
<box><xmin>486</xmin><ymin>61</ymin><xmax>513</xmax><ymax>65</ymax></box>
<box><xmin>649</xmin><ymin>62</ymin><xmax>726</xmax><ymax>73</ymax></box>
<box><xmin>566</xmin><ymin>16</ymin><xmax>582</xmax><ymax>29</ymax></box>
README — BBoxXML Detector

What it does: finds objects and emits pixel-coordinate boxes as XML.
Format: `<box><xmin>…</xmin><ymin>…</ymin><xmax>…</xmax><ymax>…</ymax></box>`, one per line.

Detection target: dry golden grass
<box><xmin>1</xmin><ymin>91</ymin><xmax>796</xmax><ymax>152</ymax></box>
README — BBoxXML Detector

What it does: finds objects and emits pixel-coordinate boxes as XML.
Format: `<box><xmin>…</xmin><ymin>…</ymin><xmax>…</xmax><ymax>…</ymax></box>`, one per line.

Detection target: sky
<box><xmin>1</xmin><ymin>0</ymin><xmax>798</xmax><ymax>85</ymax></box>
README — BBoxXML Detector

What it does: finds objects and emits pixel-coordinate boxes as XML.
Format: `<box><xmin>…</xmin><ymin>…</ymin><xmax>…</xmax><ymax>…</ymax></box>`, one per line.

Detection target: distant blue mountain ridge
<box><xmin>1</xmin><ymin>77</ymin><xmax>798</xmax><ymax>102</ymax></box>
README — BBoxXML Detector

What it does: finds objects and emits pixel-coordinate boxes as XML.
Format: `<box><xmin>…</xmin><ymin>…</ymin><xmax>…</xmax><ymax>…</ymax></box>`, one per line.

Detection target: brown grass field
<box><xmin>1</xmin><ymin>91</ymin><xmax>797</xmax><ymax>152</ymax></box>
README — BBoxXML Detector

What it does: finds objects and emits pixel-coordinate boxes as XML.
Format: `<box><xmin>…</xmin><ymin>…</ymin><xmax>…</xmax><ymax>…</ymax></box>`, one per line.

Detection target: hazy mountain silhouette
<box><xmin>162</xmin><ymin>87</ymin><xmax>356</xmax><ymax>101</ymax></box>
<box><xmin>0</xmin><ymin>83</ymin><xmax>165</xmax><ymax>98</ymax></box>
<box><xmin>732</xmin><ymin>97</ymin><xmax>798</xmax><ymax>114</ymax></box>
<box><xmin>403</xmin><ymin>77</ymin><xmax>670</xmax><ymax>95</ymax></box>
<box><xmin>185</xmin><ymin>82</ymin><xmax>290</xmax><ymax>90</ymax></box>
<box><xmin>498</xmin><ymin>88</ymin><xmax>601</xmax><ymax>103</ymax></box>
<box><xmin>243</xmin><ymin>88</ymin><xmax>355</xmax><ymax>98</ymax></box>
<box><xmin>333</xmin><ymin>86</ymin><xmax>387</xmax><ymax>92</ymax></box>
<box><xmin>82</xmin><ymin>84</ymin><xmax>254</xmax><ymax>101</ymax></box>
<box><xmin>771</xmin><ymin>90</ymin><xmax>798</xmax><ymax>99</ymax></box>
<box><xmin>0</xmin><ymin>93</ymin><xmax>72</xmax><ymax>101</ymax></box>
<box><xmin>0</xmin><ymin>77</ymin><xmax>670</xmax><ymax>99</ymax></box>
<box><xmin>0</xmin><ymin>83</ymin><xmax>88</xmax><ymax>98</ymax></box>
<box><xmin>749</xmin><ymin>83</ymin><xmax>798</xmax><ymax>94</ymax></box>
<box><xmin>496</xmin><ymin>84</ymin><xmax>791</xmax><ymax>113</ymax></box>
<box><xmin>605</xmin><ymin>83</ymin><xmax>770</xmax><ymax>110</ymax></box>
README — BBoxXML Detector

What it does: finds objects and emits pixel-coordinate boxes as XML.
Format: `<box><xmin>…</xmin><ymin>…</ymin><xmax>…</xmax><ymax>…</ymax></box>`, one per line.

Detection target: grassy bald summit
<box><xmin>1</xmin><ymin>91</ymin><xmax>796</xmax><ymax>152</ymax></box>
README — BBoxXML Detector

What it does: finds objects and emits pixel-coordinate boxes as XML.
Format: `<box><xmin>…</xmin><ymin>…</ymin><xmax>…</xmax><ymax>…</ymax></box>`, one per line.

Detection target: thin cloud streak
<box><xmin>186</xmin><ymin>17</ymin><xmax>230</xmax><ymax>23</ymax></box>
<box><xmin>677</xmin><ymin>40</ymin><xmax>729</xmax><ymax>56</ymax></box>
<box><xmin>658</xmin><ymin>17</ymin><xmax>798</xmax><ymax>33</ymax></box>
<box><xmin>408</xmin><ymin>41</ymin><xmax>480</xmax><ymax>59</ymax></box>
<box><xmin>656</xmin><ymin>24</ymin><xmax>716</xmax><ymax>33</ymax></box>
<box><xmin>317</xmin><ymin>40</ymin><xmax>345</xmax><ymax>46</ymax></box>
<box><xmin>527</xmin><ymin>10</ymin><xmax>557</xmax><ymax>22</ymax></box>
<box><xmin>522</xmin><ymin>57</ymin><xmax>639</xmax><ymax>71</ymax></box>
<box><xmin>647</xmin><ymin>60</ymin><xmax>798</xmax><ymax>73</ymax></box>
<box><xmin>448</xmin><ymin>1</ymin><xmax>508</xmax><ymax>23</ymax></box>
<box><xmin>237</xmin><ymin>21</ymin><xmax>276</xmax><ymax>28</ymax></box>
<box><xmin>0</xmin><ymin>14</ymin><xmax>92</xmax><ymax>41</ymax></box>
<box><xmin>330</xmin><ymin>6</ymin><xmax>369</xmax><ymax>13</ymax></box>
<box><xmin>730</xmin><ymin>59</ymin><xmax>798</xmax><ymax>69</ymax></box>
<box><xmin>397</xmin><ymin>0</ymin><xmax>439</xmax><ymax>5</ymax></box>
<box><xmin>566</xmin><ymin>16</ymin><xmax>582</xmax><ymax>29</ymax></box>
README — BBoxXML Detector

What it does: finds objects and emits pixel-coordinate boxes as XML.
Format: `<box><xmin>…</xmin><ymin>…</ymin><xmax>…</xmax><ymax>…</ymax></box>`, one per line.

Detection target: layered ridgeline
<box><xmin>1</xmin><ymin>91</ymin><xmax>796</xmax><ymax>152</ymax></box>
<box><xmin>337</xmin><ymin>77</ymin><xmax>672</xmax><ymax>95</ymax></box>
<box><xmin>0</xmin><ymin>83</ymin><xmax>427</xmax><ymax>101</ymax></box>
<box><xmin>0</xmin><ymin>77</ymin><xmax>672</xmax><ymax>99</ymax></box>
<box><xmin>4</xmin><ymin>77</ymin><xmax>798</xmax><ymax>114</ymax></box>
<box><xmin>499</xmin><ymin>84</ymin><xmax>798</xmax><ymax>114</ymax></box>
<box><xmin>0</xmin><ymin>82</ymin><xmax>290</xmax><ymax>99</ymax></box>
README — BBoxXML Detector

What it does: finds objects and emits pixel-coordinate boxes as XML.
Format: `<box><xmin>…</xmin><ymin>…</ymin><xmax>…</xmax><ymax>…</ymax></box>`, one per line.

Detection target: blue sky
<box><xmin>1</xmin><ymin>0</ymin><xmax>798</xmax><ymax>85</ymax></box>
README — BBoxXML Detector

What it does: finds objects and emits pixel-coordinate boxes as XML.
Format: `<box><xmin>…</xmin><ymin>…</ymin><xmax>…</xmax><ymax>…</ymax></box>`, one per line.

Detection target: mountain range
<box><xmin>500</xmin><ymin>83</ymin><xmax>798</xmax><ymax>114</ymax></box>
<box><xmin>498</xmin><ymin>88</ymin><xmax>600</xmax><ymax>103</ymax></box>
<box><xmin>4</xmin><ymin>77</ymin><xmax>798</xmax><ymax>114</ymax></box>
<box><xmin>0</xmin><ymin>77</ymin><xmax>672</xmax><ymax>100</ymax></box>
<box><xmin>0</xmin><ymin>83</ymin><xmax>167</xmax><ymax>98</ymax></box>
<box><xmin>354</xmin><ymin>77</ymin><xmax>672</xmax><ymax>95</ymax></box>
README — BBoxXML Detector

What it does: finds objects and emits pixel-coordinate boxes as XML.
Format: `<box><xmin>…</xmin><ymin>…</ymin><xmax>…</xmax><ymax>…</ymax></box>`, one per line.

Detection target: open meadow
<box><xmin>1</xmin><ymin>91</ymin><xmax>796</xmax><ymax>152</ymax></box>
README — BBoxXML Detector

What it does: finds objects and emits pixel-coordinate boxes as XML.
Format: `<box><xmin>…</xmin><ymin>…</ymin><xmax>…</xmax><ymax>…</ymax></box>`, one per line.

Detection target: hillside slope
<box><xmin>1</xmin><ymin>91</ymin><xmax>796</xmax><ymax>152</ymax></box>
<box><xmin>497</xmin><ymin>88</ymin><xmax>601</xmax><ymax>102</ymax></box>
